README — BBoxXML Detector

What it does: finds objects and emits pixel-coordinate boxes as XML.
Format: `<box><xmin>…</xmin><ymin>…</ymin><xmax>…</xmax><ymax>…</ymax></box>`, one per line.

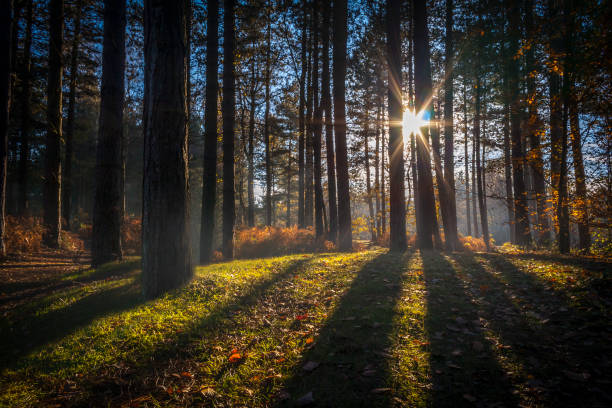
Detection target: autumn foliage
<box><xmin>234</xmin><ymin>226</ymin><xmax>334</xmax><ymax>259</ymax></box>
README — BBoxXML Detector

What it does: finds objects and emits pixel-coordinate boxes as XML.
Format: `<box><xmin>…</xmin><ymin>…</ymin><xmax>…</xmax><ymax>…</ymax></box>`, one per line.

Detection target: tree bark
<box><xmin>142</xmin><ymin>0</ymin><xmax>192</xmax><ymax>297</ymax></box>
<box><xmin>333</xmin><ymin>0</ymin><xmax>352</xmax><ymax>250</ymax></box>
<box><xmin>463</xmin><ymin>80</ymin><xmax>471</xmax><ymax>237</ymax></box>
<box><xmin>503</xmin><ymin>74</ymin><xmax>515</xmax><ymax>243</ymax></box>
<box><xmin>312</xmin><ymin>1</ymin><xmax>324</xmax><ymax>237</ymax></box>
<box><xmin>200</xmin><ymin>0</ymin><xmax>218</xmax><ymax>263</ymax></box>
<box><xmin>474</xmin><ymin>75</ymin><xmax>490</xmax><ymax>250</ymax></box>
<box><xmin>0</xmin><ymin>0</ymin><xmax>12</xmax><ymax>257</ymax></box>
<box><xmin>43</xmin><ymin>0</ymin><xmax>64</xmax><ymax>248</ymax></box>
<box><xmin>264</xmin><ymin>7</ymin><xmax>273</xmax><ymax>226</ymax></box>
<box><xmin>375</xmin><ymin>102</ymin><xmax>381</xmax><ymax>237</ymax></box>
<box><xmin>18</xmin><ymin>0</ymin><xmax>33</xmax><ymax>216</ymax></box>
<box><xmin>364</xmin><ymin>108</ymin><xmax>376</xmax><ymax>242</ymax></box>
<box><xmin>298</xmin><ymin>2</ymin><xmax>306</xmax><ymax>228</ymax></box>
<box><xmin>247</xmin><ymin>56</ymin><xmax>256</xmax><ymax>227</ymax></box>
<box><xmin>222</xmin><ymin>0</ymin><xmax>235</xmax><ymax>258</ymax></box>
<box><xmin>569</xmin><ymin>92</ymin><xmax>590</xmax><ymax>251</ymax></box>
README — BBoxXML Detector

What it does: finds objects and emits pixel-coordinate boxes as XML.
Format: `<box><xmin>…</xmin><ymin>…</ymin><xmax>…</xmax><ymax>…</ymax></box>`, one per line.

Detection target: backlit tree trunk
<box><xmin>142</xmin><ymin>0</ymin><xmax>192</xmax><ymax>297</ymax></box>
<box><xmin>222</xmin><ymin>0</ymin><xmax>235</xmax><ymax>258</ymax></box>
<box><xmin>18</xmin><ymin>0</ymin><xmax>33</xmax><ymax>216</ymax></box>
<box><xmin>312</xmin><ymin>1</ymin><xmax>324</xmax><ymax>237</ymax></box>
<box><xmin>298</xmin><ymin>2</ymin><xmax>306</xmax><ymax>228</ymax></box>
<box><xmin>463</xmin><ymin>80</ymin><xmax>471</xmax><ymax>237</ymax></box>
<box><xmin>264</xmin><ymin>8</ymin><xmax>273</xmax><ymax>226</ymax></box>
<box><xmin>0</xmin><ymin>0</ymin><xmax>12</xmax><ymax>257</ymax></box>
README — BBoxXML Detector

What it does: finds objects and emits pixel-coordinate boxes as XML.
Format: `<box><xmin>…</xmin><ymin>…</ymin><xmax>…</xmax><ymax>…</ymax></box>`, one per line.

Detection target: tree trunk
<box><xmin>443</xmin><ymin>0</ymin><xmax>458</xmax><ymax>250</ymax></box>
<box><xmin>0</xmin><ymin>0</ymin><xmax>12</xmax><ymax>257</ymax></box>
<box><xmin>569</xmin><ymin>91</ymin><xmax>590</xmax><ymax>251</ymax></box>
<box><xmin>312</xmin><ymin>1</ymin><xmax>324</xmax><ymax>237</ymax></box>
<box><xmin>474</xmin><ymin>75</ymin><xmax>490</xmax><ymax>250</ymax></box>
<box><xmin>247</xmin><ymin>57</ymin><xmax>256</xmax><ymax>227</ymax></box>
<box><xmin>374</xmin><ymin>103</ymin><xmax>381</xmax><ymax>237</ymax></box>
<box><xmin>386</xmin><ymin>0</ymin><xmax>407</xmax><ymax>251</ymax></box>
<box><xmin>321</xmin><ymin>0</ymin><xmax>337</xmax><ymax>242</ymax></box>
<box><xmin>264</xmin><ymin>9</ymin><xmax>272</xmax><ymax>226</ymax></box>
<box><xmin>142</xmin><ymin>0</ymin><xmax>192</xmax><ymax>297</ymax></box>
<box><xmin>63</xmin><ymin>0</ymin><xmax>83</xmax><ymax>230</ymax></box>
<box><xmin>503</xmin><ymin>79</ymin><xmax>515</xmax><ymax>243</ymax></box>
<box><xmin>92</xmin><ymin>0</ymin><xmax>126</xmax><ymax>265</ymax></box>
<box><xmin>333</xmin><ymin>0</ymin><xmax>352</xmax><ymax>250</ymax></box>
<box><xmin>381</xmin><ymin>105</ymin><xmax>387</xmax><ymax>235</ymax></box>
<box><xmin>463</xmin><ymin>80</ymin><xmax>471</xmax><ymax>237</ymax></box>
<box><xmin>413</xmin><ymin>0</ymin><xmax>437</xmax><ymax>250</ymax></box>
<box><xmin>200</xmin><ymin>0</ymin><xmax>218</xmax><ymax>263</ymax></box>
<box><xmin>364</xmin><ymin>108</ymin><xmax>376</xmax><ymax>242</ymax></box>
<box><xmin>305</xmin><ymin>18</ymin><xmax>314</xmax><ymax>228</ymax></box>
<box><xmin>508</xmin><ymin>0</ymin><xmax>531</xmax><ymax>246</ymax></box>
<box><xmin>43</xmin><ymin>0</ymin><xmax>64</xmax><ymax>248</ymax></box>
<box><xmin>18</xmin><ymin>0</ymin><xmax>33</xmax><ymax>216</ymax></box>
<box><xmin>222</xmin><ymin>0</ymin><xmax>235</xmax><ymax>258</ymax></box>
<box><xmin>298</xmin><ymin>2</ymin><xmax>306</xmax><ymax>228</ymax></box>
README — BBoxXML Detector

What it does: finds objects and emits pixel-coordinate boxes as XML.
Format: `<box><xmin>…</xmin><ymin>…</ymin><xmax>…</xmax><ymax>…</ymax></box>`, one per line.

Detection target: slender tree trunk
<box><xmin>200</xmin><ymin>0</ymin><xmax>218</xmax><ymax>263</ymax></box>
<box><xmin>298</xmin><ymin>2</ymin><xmax>306</xmax><ymax>228</ymax></box>
<box><xmin>374</xmin><ymin>103</ymin><xmax>381</xmax><ymax>237</ymax></box>
<box><xmin>312</xmin><ymin>1</ymin><xmax>324</xmax><ymax>237</ymax></box>
<box><xmin>569</xmin><ymin>92</ymin><xmax>590</xmax><ymax>251</ymax></box>
<box><xmin>18</xmin><ymin>0</ymin><xmax>33</xmax><ymax>216</ymax></box>
<box><xmin>381</xmin><ymin>105</ymin><xmax>387</xmax><ymax>235</ymax></box>
<box><xmin>364</xmin><ymin>108</ymin><xmax>376</xmax><ymax>242</ymax></box>
<box><xmin>548</xmin><ymin>0</ymin><xmax>562</xmax><ymax>240</ymax></box>
<box><xmin>63</xmin><ymin>0</ymin><xmax>83</xmax><ymax>230</ymax></box>
<box><xmin>247</xmin><ymin>59</ymin><xmax>256</xmax><ymax>227</ymax></box>
<box><xmin>43</xmin><ymin>0</ymin><xmax>64</xmax><ymax>248</ymax></box>
<box><xmin>92</xmin><ymin>0</ymin><xmax>126</xmax><ymax>265</ymax></box>
<box><xmin>443</xmin><ymin>0</ymin><xmax>458</xmax><ymax>250</ymax></box>
<box><xmin>333</xmin><ymin>0</ymin><xmax>352</xmax><ymax>250</ymax></box>
<box><xmin>503</xmin><ymin>78</ymin><xmax>515</xmax><ymax>243</ymax></box>
<box><xmin>142</xmin><ymin>0</ymin><xmax>192</xmax><ymax>297</ymax></box>
<box><xmin>463</xmin><ymin>81</ymin><xmax>471</xmax><ymax>237</ymax></box>
<box><xmin>508</xmin><ymin>0</ymin><xmax>531</xmax><ymax>246</ymax></box>
<box><xmin>286</xmin><ymin>138</ymin><xmax>291</xmax><ymax>227</ymax></box>
<box><xmin>264</xmin><ymin>9</ymin><xmax>272</xmax><ymax>226</ymax></box>
<box><xmin>0</xmin><ymin>0</ymin><xmax>12</xmax><ymax>257</ymax></box>
<box><xmin>305</xmin><ymin>15</ymin><xmax>314</xmax><ymax>228</ymax></box>
<box><xmin>471</xmin><ymin>134</ymin><xmax>479</xmax><ymax>237</ymax></box>
<box><xmin>321</xmin><ymin>0</ymin><xmax>337</xmax><ymax>242</ymax></box>
<box><xmin>222</xmin><ymin>0</ymin><xmax>235</xmax><ymax>258</ymax></box>
<box><xmin>474</xmin><ymin>75</ymin><xmax>490</xmax><ymax>250</ymax></box>
<box><xmin>413</xmin><ymin>0</ymin><xmax>437</xmax><ymax>249</ymax></box>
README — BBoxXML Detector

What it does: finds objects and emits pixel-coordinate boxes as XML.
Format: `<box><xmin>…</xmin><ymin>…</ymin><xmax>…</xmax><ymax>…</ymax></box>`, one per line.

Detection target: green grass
<box><xmin>0</xmin><ymin>249</ymin><xmax>610</xmax><ymax>407</ymax></box>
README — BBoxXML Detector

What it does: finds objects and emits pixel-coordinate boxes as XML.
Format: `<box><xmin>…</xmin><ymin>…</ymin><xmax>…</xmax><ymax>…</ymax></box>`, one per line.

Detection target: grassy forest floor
<box><xmin>0</xmin><ymin>248</ymin><xmax>610</xmax><ymax>407</ymax></box>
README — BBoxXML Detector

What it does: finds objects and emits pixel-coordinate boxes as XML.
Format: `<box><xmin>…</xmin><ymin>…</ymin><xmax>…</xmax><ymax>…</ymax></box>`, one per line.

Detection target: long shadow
<box><xmin>451</xmin><ymin>253</ymin><xmax>612</xmax><ymax>407</ymax></box>
<box><xmin>421</xmin><ymin>251</ymin><xmax>519</xmax><ymax>407</ymax></box>
<box><xmin>274</xmin><ymin>250</ymin><xmax>412</xmax><ymax>408</ymax></box>
<box><xmin>0</xmin><ymin>267</ymin><xmax>143</xmax><ymax>371</ymax></box>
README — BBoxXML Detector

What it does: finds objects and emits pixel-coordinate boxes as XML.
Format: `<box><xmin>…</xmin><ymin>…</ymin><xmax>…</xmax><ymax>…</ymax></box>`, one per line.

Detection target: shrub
<box><xmin>4</xmin><ymin>216</ymin><xmax>43</xmax><ymax>254</ymax></box>
<box><xmin>121</xmin><ymin>217</ymin><xmax>142</xmax><ymax>255</ymax></box>
<box><xmin>459</xmin><ymin>235</ymin><xmax>488</xmax><ymax>252</ymax></box>
<box><xmin>234</xmin><ymin>226</ymin><xmax>334</xmax><ymax>259</ymax></box>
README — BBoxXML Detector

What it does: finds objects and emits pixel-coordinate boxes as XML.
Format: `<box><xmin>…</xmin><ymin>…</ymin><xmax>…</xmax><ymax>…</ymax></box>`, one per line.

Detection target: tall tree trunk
<box><xmin>471</xmin><ymin>128</ymin><xmax>479</xmax><ymax>237</ymax></box>
<box><xmin>222</xmin><ymin>0</ymin><xmax>235</xmax><ymax>258</ymax></box>
<box><xmin>92</xmin><ymin>0</ymin><xmax>126</xmax><ymax>265</ymax></box>
<box><xmin>321</xmin><ymin>0</ymin><xmax>337</xmax><ymax>242</ymax></box>
<box><xmin>0</xmin><ymin>0</ymin><xmax>12</xmax><ymax>257</ymax></box>
<box><xmin>474</xmin><ymin>75</ymin><xmax>490</xmax><ymax>250</ymax></box>
<box><xmin>63</xmin><ymin>0</ymin><xmax>83</xmax><ymax>230</ymax></box>
<box><xmin>305</xmin><ymin>15</ymin><xmax>314</xmax><ymax>228</ymax></box>
<box><xmin>374</xmin><ymin>103</ymin><xmax>381</xmax><ymax>237</ymax></box>
<box><xmin>387</xmin><ymin>0</ymin><xmax>407</xmax><ymax>251</ymax></box>
<box><xmin>333</xmin><ymin>0</ymin><xmax>352</xmax><ymax>250</ymax></box>
<box><xmin>413</xmin><ymin>0</ymin><xmax>437</xmax><ymax>249</ymax></box>
<box><xmin>508</xmin><ymin>0</ymin><xmax>531</xmax><ymax>246</ymax></box>
<box><xmin>569</xmin><ymin>92</ymin><xmax>590</xmax><ymax>251</ymax></box>
<box><xmin>18</xmin><ymin>0</ymin><xmax>33</xmax><ymax>216</ymax></box>
<box><xmin>381</xmin><ymin>105</ymin><xmax>387</xmax><ymax>235</ymax></box>
<box><xmin>503</xmin><ymin>77</ymin><xmax>515</xmax><ymax>243</ymax></box>
<box><xmin>264</xmin><ymin>8</ymin><xmax>272</xmax><ymax>226</ymax></box>
<box><xmin>200</xmin><ymin>0</ymin><xmax>218</xmax><ymax>263</ymax></box>
<box><xmin>364</xmin><ymin>108</ymin><xmax>376</xmax><ymax>242</ymax></box>
<box><xmin>286</xmin><ymin>138</ymin><xmax>292</xmax><ymax>227</ymax></box>
<box><xmin>298</xmin><ymin>2</ymin><xmax>306</xmax><ymax>228</ymax></box>
<box><xmin>247</xmin><ymin>57</ymin><xmax>256</xmax><ymax>227</ymax></box>
<box><xmin>443</xmin><ymin>0</ymin><xmax>458</xmax><ymax>250</ymax></box>
<box><xmin>312</xmin><ymin>1</ymin><xmax>324</xmax><ymax>237</ymax></box>
<box><xmin>43</xmin><ymin>0</ymin><xmax>64</xmax><ymax>248</ymax></box>
<box><xmin>142</xmin><ymin>0</ymin><xmax>192</xmax><ymax>297</ymax></box>
<box><xmin>463</xmin><ymin>80</ymin><xmax>471</xmax><ymax>237</ymax></box>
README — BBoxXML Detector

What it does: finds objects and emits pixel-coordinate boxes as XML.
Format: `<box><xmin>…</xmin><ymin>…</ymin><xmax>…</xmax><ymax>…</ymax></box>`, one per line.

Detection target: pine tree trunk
<box><xmin>18</xmin><ymin>0</ymin><xmax>33</xmax><ymax>216</ymax></box>
<box><xmin>381</xmin><ymin>109</ymin><xmax>387</xmax><ymax>235</ymax></box>
<box><xmin>503</xmin><ymin>83</ymin><xmax>515</xmax><ymax>243</ymax></box>
<box><xmin>312</xmin><ymin>1</ymin><xmax>324</xmax><ymax>237</ymax></box>
<box><xmin>43</xmin><ymin>0</ymin><xmax>64</xmax><ymax>248</ymax></box>
<box><xmin>142</xmin><ymin>0</ymin><xmax>192</xmax><ymax>297</ymax></box>
<box><xmin>264</xmin><ymin>10</ymin><xmax>273</xmax><ymax>226</ymax></box>
<box><xmin>63</xmin><ymin>0</ymin><xmax>83</xmax><ymax>231</ymax></box>
<box><xmin>321</xmin><ymin>0</ymin><xmax>337</xmax><ymax>242</ymax></box>
<box><xmin>0</xmin><ymin>0</ymin><xmax>12</xmax><ymax>257</ymax></box>
<box><xmin>92</xmin><ymin>0</ymin><xmax>126</xmax><ymax>265</ymax></box>
<box><xmin>333</xmin><ymin>0</ymin><xmax>352</xmax><ymax>250</ymax></box>
<box><xmin>569</xmin><ymin>92</ymin><xmax>590</xmax><ymax>251</ymax></box>
<box><xmin>305</xmin><ymin>17</ymin><xmax>314</xmax><ymax>228</ymax></box>
<box><xmin>413</xmin><ymin>0</ymin><xmax>437</xmax><ymax>249</ymax></box>
<box><xmin>200</xmin><ymin>0</ymin><xmax>218</xmax><ymax>263</ymax></box>
<box><xmin>463</xmin><ymin>81</ymin><xmax>471</xmax><ymax>237</ymax></box>
<box><xmin>364</xmin><ymin>109</ymin><xmax>376</xmax><ymax>242</ymax></box>
<box><xmin>247</xmin><ymin>59</ymin><xmax>256</xmax><ymax>227</ymax></box>
<box><xmin>298</xmin><ymin>2</ymin><xmax>306</xmax><ymax>228</ymax></box>
<box><xmin>222</xmin><ymin>0</ymin><xmax>235</xmax><ymax>258</ymax></box>
<box><xmin>443</xmin><ymin>0</ymin><xmax>458</xmax><ymax>250</ymax></box>
<box><xmin>374</xmin><ymin>103</ymin><xmax>381</xmax><ymax>238</ymax></box>
<box><xmin>474</xmin><ymin>75</ymin><xmax>490</xmax><ymax>250</ymax></box>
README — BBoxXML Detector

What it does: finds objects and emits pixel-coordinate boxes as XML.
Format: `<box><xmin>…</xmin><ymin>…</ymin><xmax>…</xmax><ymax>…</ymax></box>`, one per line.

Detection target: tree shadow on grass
<box><xmin>421</xmin><ymin>250</ymin><xmax>519</xmax><ymax>407</ymax></box>
<box><xmin>275</xmin><ymin>250</ymin><xmax>412</xmax><ymax>408</ymax></box>
<box><xmin>450</xmin><ymin>252</ymin><xmax>612</xmax><ymax>407</ymax></box>
<box><xmin>0</xmin><ymin>263</ymin><xmax>143</xmax><ymax>371</ymax></box>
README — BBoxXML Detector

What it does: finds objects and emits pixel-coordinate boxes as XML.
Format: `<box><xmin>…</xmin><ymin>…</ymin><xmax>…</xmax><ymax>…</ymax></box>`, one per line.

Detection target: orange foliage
<box><xmin>4</xmin><ymin>216</ymin><xmax>43</xmax><ymax>253</ymax></box>
<box><xmin>234</xmin><ymin>226</ymin><xmax>334</xmax><ymax>259</ymax></box>
<box><xmin>121</xmin><ymin>217</ymin><xmax>142</xmax><ymax>255</ymax></box>
<box><xmin>459</xmin><ymin>235</ymin><xmax>488</xmax><ymax>252</ymax></box>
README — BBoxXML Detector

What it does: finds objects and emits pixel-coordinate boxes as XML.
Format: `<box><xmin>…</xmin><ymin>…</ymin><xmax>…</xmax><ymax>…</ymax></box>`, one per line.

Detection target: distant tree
<box><xmin>0</xmin><ymin>0</ymin><xmax>13</xmax><ymax>257</ymax></box>
<box><xmin>92</xmin><ymin>0</ymin><xmax>125</xmax><ymax>265</ymax></box>
<box><xmin>298</xmin><ymin>2</ymin><xmax>306</xmax><ymax>228</ymax></box>
<box><xmin>200</xmin><ymin>0</ymin><xmax>218</xmax><ymax>263</ymax></box>
<box><xmin>43</xmin><ymin>0</ymin><xmax>64</xmax><ymax>248</ymax></box>
<box><xmin>222</xmin><ymin>0</ymin><xmax>236</xmax><ymax>259</ymax></box>
<box><xmin>333</xmin><ymin>0</ymin><xmax>352</xmax><ymax>250</ymax></box>
<box><xmin>386</xmin><ymin>0</ymin><xmax>407</xmax><ymax>252</ymax></box>
<box><xmin>142</xmin><ymin>0</ymin><xmax>192</xmax><ymax>298</ymax></box>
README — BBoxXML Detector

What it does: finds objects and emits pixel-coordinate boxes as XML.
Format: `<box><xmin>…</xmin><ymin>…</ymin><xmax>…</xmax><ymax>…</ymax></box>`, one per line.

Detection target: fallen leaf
<box><xmin>305</xmin><ymin>337</ymin><xmax>314</xmax><ymax>345</ymax></box>
<box><xmin>229</xmin><ymin>353</ymin><xmax>242</xmax><ymax>363</ymax></box>
<box><xmin>296</xmin><ymin>314</ymin><xmax>309</xmax><ymax>321</ymax></box>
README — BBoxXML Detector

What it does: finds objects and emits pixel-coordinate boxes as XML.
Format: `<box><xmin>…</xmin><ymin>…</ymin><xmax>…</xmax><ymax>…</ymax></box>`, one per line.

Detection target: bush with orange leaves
<box><xmin>459</xmin><ymin>235</ymin><xmax>489</xmax><ymax>252</ymax></box>
<box><xmin>4</xmin><ymin>216</ymin><xmax>43</xmax><ymax>253</ymax></box>
<box><xmin>234</xmin><ymin>226</ymin><xmax>334</xmax><ymax>259</ymax></box>
<box><xmin>121</xmin><ymin>217</ymin><xmax>142</xmax><ymax>255</ymax></box>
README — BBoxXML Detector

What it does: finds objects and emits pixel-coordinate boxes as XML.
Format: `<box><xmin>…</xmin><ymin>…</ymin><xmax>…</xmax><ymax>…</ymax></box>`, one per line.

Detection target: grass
<box><xmin>0</xmin><ymin>249</ymin><xmax>610</xmax><ymax>407</ymax></box>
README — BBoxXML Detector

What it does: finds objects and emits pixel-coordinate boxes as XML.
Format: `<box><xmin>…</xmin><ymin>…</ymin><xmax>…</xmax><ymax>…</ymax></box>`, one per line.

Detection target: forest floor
<box><xmin>0</xmin><ymin>248</ymin><xmax>610</xmax><ymax>407</ymax></box>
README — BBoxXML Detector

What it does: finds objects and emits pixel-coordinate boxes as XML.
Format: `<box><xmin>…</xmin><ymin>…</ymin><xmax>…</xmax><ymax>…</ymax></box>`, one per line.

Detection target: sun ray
<box><xmin>402</xmin><ymin>108</ymin><xmax>429</xmax><ymax>140</ymax></box>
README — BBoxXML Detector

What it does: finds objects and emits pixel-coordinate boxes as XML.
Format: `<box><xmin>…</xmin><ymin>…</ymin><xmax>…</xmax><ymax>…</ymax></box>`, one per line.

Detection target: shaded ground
<box><xmin>0</xmin><ymin>249</ymin><xmax>610</xmax><ymax>407</ymax></box>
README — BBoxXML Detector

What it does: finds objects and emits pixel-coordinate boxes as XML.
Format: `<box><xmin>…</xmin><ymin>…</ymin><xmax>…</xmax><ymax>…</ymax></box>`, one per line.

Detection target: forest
<box><xmin>0</xmin><ymin>0</ymin><xmax>610</xmax><ymax>407</ymax></box>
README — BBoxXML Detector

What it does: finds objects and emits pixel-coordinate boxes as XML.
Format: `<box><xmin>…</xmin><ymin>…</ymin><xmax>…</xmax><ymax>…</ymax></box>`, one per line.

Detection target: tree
<box><xmin>0</xmin><ymin>0</ymin><xmax>12</xmax><ymax>257</ymax></box>
<box><xmin>142</xmin><ymin>0</ymin><xmax>192</xmax><ymax>298</ymax></box>
<box><xmin>386</xmin><ymin>0</ymin><xmax>406</xmax><ymax>252</ymax></box>
<box><xmin>413</xmin><ymin>0</ymin><xmax>437</xmax><ymax>249</ymax></box>
<box><xmin>333</xmin><ymin>0</ymin><xmax>352</xmax><ymax>250</ymax></box>
<box><xmin>264</xmin><ymin>5</ymin><xmax>273</xmax><ymax>226</ymax></box>
<box><xmin>298</xmin><ymin>1</ymin><xmax>306</xmax><ymax>228</ymax></box>
<box><xmin>200</xmin><ymin>0</ymin><xmax>218</xmax><ymax>263</ymax></box>
<box><xmin>92</xmin><ymin>0</ymin><xmax>126</xmax><ymax>265</ymax></box>
<box><xmin>222</xmin><ymin>0</ymin><xmax>236</xmax><ymax>259</ymax></box>
<box><xmin>312</xmin><ymin>0</ymin><xmax>325</xmax><ymax>237</ymax></box>
<box><xmin>43</xmin><ymin>0</ymin><xmax>64</xmax><ymax>248</ymax></box>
